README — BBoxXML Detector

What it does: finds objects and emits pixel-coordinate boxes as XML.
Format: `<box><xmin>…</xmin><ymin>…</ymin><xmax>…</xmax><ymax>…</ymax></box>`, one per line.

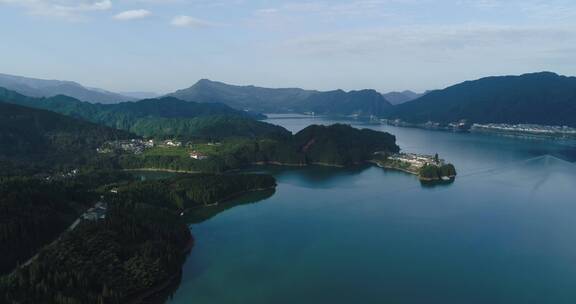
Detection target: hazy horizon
<box><xmin>1</xmin><ymin>0</ymin><xmax>575</xmax><ymax>94</ymax></box>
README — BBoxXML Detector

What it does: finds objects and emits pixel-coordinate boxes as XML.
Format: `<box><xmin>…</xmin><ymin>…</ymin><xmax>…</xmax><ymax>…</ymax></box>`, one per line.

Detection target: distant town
<box><xmin>381</xmin><ymin>119</ymin><xmax>576</xmax><ymax>138</ymax></box>
<box><xmin>471</xmin><ymin>123</ymin><xmax>576</xmax><ymax>138</ymax></box>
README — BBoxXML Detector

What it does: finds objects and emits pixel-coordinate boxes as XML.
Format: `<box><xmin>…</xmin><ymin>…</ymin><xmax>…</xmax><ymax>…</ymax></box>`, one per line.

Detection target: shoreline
<box><xmin>128</xmin><ymin>231</ymin><xmax>194</xmax><ymax>304</ymax></box>
<box><xmin>182</xmin><ymin>186</ymin><xmax>277</xmax><ymax>212</ymax></box>
<box><xmin>369</xmin><ymin>160</ymin><xmax>456</xmax><ymax>182</ymax></box>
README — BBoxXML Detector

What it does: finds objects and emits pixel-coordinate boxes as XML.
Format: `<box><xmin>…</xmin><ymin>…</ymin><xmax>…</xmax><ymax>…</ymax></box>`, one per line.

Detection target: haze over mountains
<box><xmin>167</xmin><ymin>79</ymin><xmax>408</xmax><ymax>115</ymax></box>
<box><xmin>1</xmin><ymin>71</ymin><xmax>576</xmax><ymax>127</ymax></box>
<box><xmin>169</xmin><ymin>79</ymin><xmax>318</xmax><ymax>113</ymax></box>
<box><xmin>382</xmin><ymin>91</ymin><xmax>424</xmax><ymax>105</ymax></box>
<box><xmin>0</xmin><ymin>73</ymin><xmax>135</xmax><ymax>104</ymax></box>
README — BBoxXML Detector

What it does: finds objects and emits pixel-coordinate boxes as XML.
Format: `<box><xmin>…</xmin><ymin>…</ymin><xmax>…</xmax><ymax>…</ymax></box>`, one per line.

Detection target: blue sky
<box><xmin>1</xmin><ymin>0</ymin><xmax>575</xmax><ymax>94</ymax></box>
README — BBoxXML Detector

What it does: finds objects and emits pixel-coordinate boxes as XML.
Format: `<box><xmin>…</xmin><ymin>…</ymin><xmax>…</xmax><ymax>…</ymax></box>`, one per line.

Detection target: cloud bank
<box><xmin>113</xmin><ymin>9</ymin><xmax>151</xmax><ymax>20</ymax></box>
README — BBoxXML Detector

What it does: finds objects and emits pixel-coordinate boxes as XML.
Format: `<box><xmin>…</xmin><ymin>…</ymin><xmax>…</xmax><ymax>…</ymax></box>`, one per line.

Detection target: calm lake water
<box><xmin>169</xmin><ymin>114</ymin><xmax>576</xmax><ymax>304</ymax></box>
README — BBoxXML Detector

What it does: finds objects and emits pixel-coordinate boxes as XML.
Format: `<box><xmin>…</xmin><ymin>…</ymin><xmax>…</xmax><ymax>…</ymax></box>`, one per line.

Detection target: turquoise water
<box><xmin>169</xmin><ymin>115</ymin><xmax>576</xmax><ymax>304</ymax></box>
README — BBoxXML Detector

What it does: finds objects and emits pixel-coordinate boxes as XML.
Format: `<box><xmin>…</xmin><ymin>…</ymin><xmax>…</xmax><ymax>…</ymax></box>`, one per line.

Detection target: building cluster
<box><xmin>471</xmin><ymin>123</ymin><xmax>576</xmax><ymax>137</ymax></box>
<box><xmin>97</xmin><ymin>139</ymin><xmax>154</xmax><ymax>154</ymax></box>
<box><xmin>382</xmin><ymin>119</ymin><xmax>469</xmax><ymax>131</ymax></box>
<box><xmin>97</xmin><ymin>138</ymin><xmax>215</xmax><ymax>159</ymax></box>
<box><xmin>82</xmin><ymin>201</ymin><xmax>107</xmax><ymax>221</ymax></box>
<box><xmin>388</xmin><ymin>153</ymin><xmax>444</xmax><ymax>168</ymax></box>
<box><xmin>43</xmin><ymin>169</ymin><xmax>80</xmax><ymax>182</ymax></box>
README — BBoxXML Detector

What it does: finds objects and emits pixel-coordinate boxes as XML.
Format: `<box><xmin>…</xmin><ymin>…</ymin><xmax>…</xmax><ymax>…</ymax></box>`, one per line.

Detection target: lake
<box><xmin>168</xmin><ymin>114</ymin><xmax>576</xmax><ymax>304</ymax></box>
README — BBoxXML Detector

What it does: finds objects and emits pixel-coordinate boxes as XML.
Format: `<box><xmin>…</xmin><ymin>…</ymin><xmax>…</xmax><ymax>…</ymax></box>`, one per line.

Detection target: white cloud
<box><xmin>280</xmin><ymin>25</ymin><xmax>576</xmax><ymax>57</ymax></box>
<box><xmin>113</xmin><ymin>9</ymin><xmax>151</xmax><ymax>20</ymax></box>
<box><xmin>170</xmin><ymin>15</ymin><xmax>217</xmax><ymax>28</ymax></box>
<box><xmin>0</xmin><ymin>0</ymin><xmax>112</xmax><ymax>19</ymax></box>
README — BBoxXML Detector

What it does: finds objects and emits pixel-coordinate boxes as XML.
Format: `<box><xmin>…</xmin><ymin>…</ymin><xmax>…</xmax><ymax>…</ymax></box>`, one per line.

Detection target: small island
<box><xmin>372</xmin><ymin>152</ymin><xmax>457</xmax><ymax>182</ymax></box>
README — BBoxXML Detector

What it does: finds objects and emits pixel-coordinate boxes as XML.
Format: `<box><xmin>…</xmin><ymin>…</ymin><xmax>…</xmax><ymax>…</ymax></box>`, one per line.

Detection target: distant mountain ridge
<box><xmin>390</xmin><ymin>72</ymin><xmax>576</xmax><ymax>126</ymax></box>
<box><xmin>296</xmin><ymin>89</ymin><xmax>393</xmax><ymax>116</ymax></box>
<box><xmin>382</xmin><ymin>90</ymin><xmax>423</xmax><ymax>105</ymax></box>
<box><xmin>168</xmin><ymin>79</ymin><xmax>395</xmax><ymax>116</ymax></box>
<box><xmin>0</xmin><ymin>73</ymin><xmax>134</xmax><ymax>104</ymax></box>
<box><xmin>169</xmin><ymin>79</ymin><xmax>317</xmax><ymax>112</ymax></box>
<box><xmin>0</xmin><ymin>87</ymin><xmax>287</xmax><ymax>139</ymax></box>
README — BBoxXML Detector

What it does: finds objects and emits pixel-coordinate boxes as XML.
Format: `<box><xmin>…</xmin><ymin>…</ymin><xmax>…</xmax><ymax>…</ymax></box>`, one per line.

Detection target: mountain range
<box><xmin>0</xmin><ymin>73</ymin><xmax>135</xmax><ymax>104</ymax></box>
<box><xmin>0</xmin><ymin>73</ymin><xmax>420</xmax><ymax>116</ymax></box>
<box><xmin>168</xmin><ymin>79</ymin><xmax>407</xmax><ymax>115</ymax></box>
<box><xmin>0</xmin><ymin>88</ymin><xmax>287</xmax><ymax>140</ymax></box>
<box><xmin>169</xmin><ymin>79</ymin><xmax>318</xmax><ymax>113</ymax></box>
<box><xmin>2</xmin><ymin>71</ymin><xmax>576</xmax><ymax>127</ymax></box>
<box><xmin>390</xmin><ymin>72</ymin><xmax>576</xmax><ymax>126</ymax></box>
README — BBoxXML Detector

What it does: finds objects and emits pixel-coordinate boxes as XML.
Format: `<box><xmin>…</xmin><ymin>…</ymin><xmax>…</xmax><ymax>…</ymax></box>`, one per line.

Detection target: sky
<box><xmin>0</xmin><ymin>0</ymin><xmax>575</xmax><ymax>94</ymax></box>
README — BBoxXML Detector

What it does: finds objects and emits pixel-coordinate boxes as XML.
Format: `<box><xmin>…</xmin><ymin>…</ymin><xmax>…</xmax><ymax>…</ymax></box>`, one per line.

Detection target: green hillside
<box><xmin>0</xmin><ymin>102</ymin><xmax>133</xmax><ymax>164</ymax></box>
<box><xmin>391</xmin><ymin>72</ymin><xmax>576</xmax><ymax>126</ymax></box>
<box><xmin>0</xmin><ymin>88</ymin><xmax>289</xmax><ymax>140</ymax></box>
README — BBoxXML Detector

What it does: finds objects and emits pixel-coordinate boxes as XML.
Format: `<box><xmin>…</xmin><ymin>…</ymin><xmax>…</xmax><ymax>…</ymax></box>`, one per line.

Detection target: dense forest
<box><xmin>0</xmin><ymin>172</ymin><xmax>276</xmax><ymax>304</ymax></box>
<box><xmin>0</xmin><ymin>199</ymin><xmax>192</xmax><ymax>304</ymax></box>
<box><xmin>0</xmin><ymin>88</ymin><xmax>290</xmax><ymax>140</ymax></box>
<box><xmin>113</xmin><ymin>173</ymin><xmax>277</xmax><ymax>210</ymax></box>
<box><xmin>0</xmin><ymin>102</ymin><xmax>133</xmax><ymax>167</ymax></box>
<box><xmin>0</xmin><ymin>171</ymin><xmax>133</xmax><ymax>275</ymax></box>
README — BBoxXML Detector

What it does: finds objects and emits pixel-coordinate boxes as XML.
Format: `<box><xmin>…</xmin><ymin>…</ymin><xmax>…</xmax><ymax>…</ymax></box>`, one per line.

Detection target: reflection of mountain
<box><xmin>254</xmin><ymin>164</ymin><xmax>372</xmax><ymax>189</ymax></box>
<box><xmin>185</xmin><ymin>189</ymin><xmax>276</xmax><ymax>224</ymax></box>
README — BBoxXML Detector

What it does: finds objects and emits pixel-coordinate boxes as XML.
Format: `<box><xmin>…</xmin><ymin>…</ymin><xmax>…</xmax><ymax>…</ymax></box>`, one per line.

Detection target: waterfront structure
<box><xmin>387</xmin><ymin>153</ymin><xmax>444</xmax><ymax>167</ymax></box>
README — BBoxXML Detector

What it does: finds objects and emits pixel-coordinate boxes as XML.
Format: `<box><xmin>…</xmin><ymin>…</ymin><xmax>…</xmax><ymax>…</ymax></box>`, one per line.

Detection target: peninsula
<box><xmin>372</xmin><ymin>152</ymin><xmax>457</xmax><ymax>182</ymax></box>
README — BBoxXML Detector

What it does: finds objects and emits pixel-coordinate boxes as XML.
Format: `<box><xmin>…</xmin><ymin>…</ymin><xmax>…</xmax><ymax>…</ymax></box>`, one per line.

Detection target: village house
<box><xmin>161</xmin><ymin>139</ymin><xmax>182</xmax><ymax>147</ymax></box>
<box><xmin>190</xmin><ymin>151</ymin><xmax>208</xmax><ymax>160</ymax></box>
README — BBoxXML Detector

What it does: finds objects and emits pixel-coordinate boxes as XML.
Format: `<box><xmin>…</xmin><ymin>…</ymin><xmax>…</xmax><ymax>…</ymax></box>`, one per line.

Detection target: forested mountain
<box><xmin>297</xmin><ymin>89</ymin><xmax>393</xmax><ymax>116</ymax></box>
<box><xmin>390</xmin><ymin>72</ymin><xmax>576</xmax><ymax>126</ymax></box>
<box><xmin>382</xmin><ymin>90</ymin><xmax>423</xmax><ymax>105</ymax></box>
<box><xmin>293</xmin><ymin>124</ymin><xmax>400</xmax><ymax>165</ymax></box>
<box><xmin>0</xmin><ymin>102</ymin><xmax>133</xmax><ymax>163</ymax></box>
<box><xmin>0</xmin><ymin>88</ymin><xmax>288</xmax><ymax>140</ymax></box>
<box><xmin>0</xmin><ymin>73</ymin><xmax>133</xmax><ymax>104</ymax></box>
<box><xmin>0</xmin><ymin>172</ymin><xmax>131</xmax><ymax>275</ymax></box>
<box><xmin>0</xmin><ymin>173</ymin><xmax>275</xmax><ymax>304</ymax></box>
<box><xmin>169</xmin><ymin>79</ymin><xmax>396</xmax><ymax>116</ymax></box>
<box><xmin>169</xmin><ymin>79</ymin><xmax>317</xmax><ymax>112</ymax></box>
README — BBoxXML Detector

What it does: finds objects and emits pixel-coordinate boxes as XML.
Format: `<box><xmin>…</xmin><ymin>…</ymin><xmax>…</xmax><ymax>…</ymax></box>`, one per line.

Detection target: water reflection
<box><xmin>184</xmin><ymin>189</ymin><xmax>276</xmax><ymax>224</ymax></box>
